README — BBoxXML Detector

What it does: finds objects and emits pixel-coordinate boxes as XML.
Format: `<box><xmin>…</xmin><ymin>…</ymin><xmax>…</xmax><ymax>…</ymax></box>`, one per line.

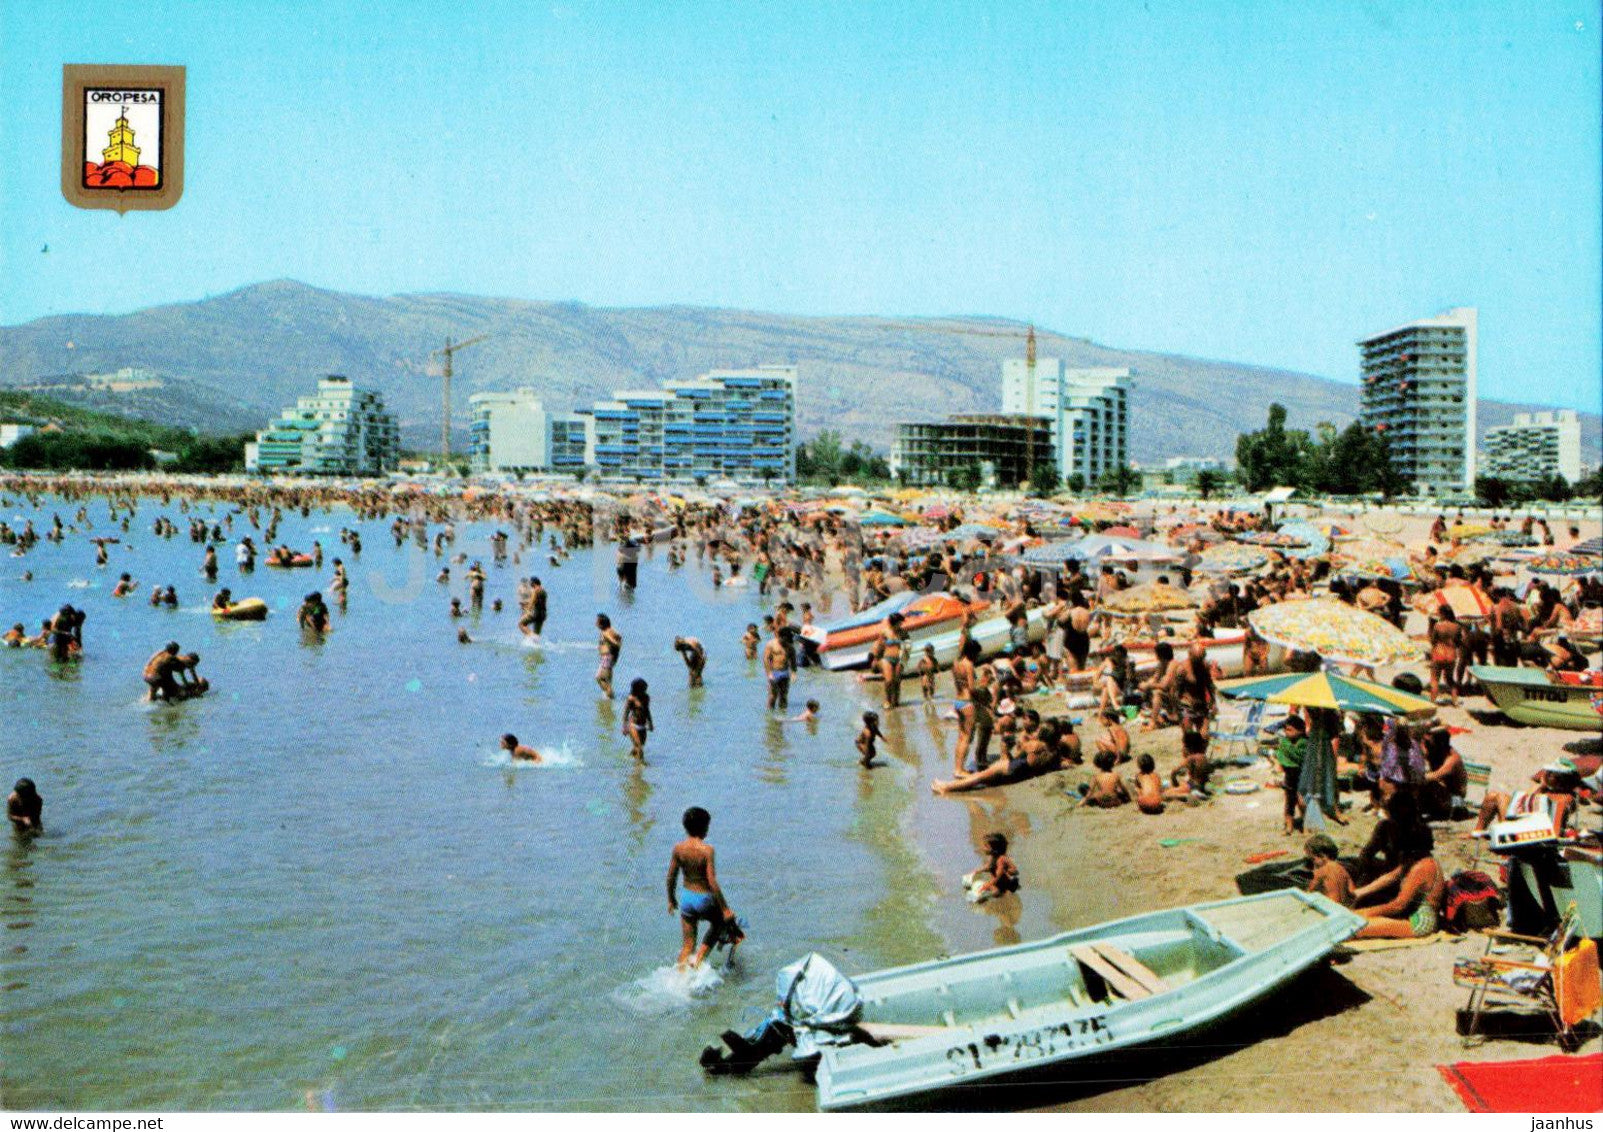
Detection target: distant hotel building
<box><xmin>1482</xmin><ymin>410</ymin><xmax>1581</xmax><ymax>484</ymax></box>
<box><xmin>890</xmin><ymin>414</ymin><xmax>1054</xmax><ymax>488</ymax></box>
<box><xmin>584</xmin><ymin>366</ymin><xmax>796</xmax><ymax>484</ymax></box>
<box><xmin>1358</xmin><ymin>307</ymin><xmax>1477</xmax><ymax>495</ymax></box>
<box><xmin>1000</xmin><ymin>360</ymin><xmax>1130</xmax><ymax>486</ymax></box>
<box><xmin>246</xmin><ymin>375</ymin><xmax>400</xmax><ymax>476</ymax></box>
<box><xmin>467</xmin><ymin>389</ymin><xmax>593</xmax><ymax>475</ymax></box>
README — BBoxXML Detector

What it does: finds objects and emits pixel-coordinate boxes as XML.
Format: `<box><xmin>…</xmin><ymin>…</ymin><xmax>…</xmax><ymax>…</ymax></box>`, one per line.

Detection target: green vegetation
<box><xmin>795</xmin><ymin>429</ymin><xmax>892</xmax><ymax>485</ymax></box>
<box><xmin>1474</xmin><ymin>474</ymin><xmax>1575</xmax><ymax>507</ymax></box>
<box><xmin>1235</xmin><ymin>403</ymin><xmax>1406</xmax><ymax>498</ymax></box>
<box><xmin>0</xmin><ymin>391</ymin><xmax>252</xmax><ymax>473</ymax></box>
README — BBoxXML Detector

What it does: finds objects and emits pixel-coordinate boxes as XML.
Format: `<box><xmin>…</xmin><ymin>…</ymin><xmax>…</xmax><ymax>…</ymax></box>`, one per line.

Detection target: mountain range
<box><xmin>1</xmin><ymin>279</ymin><xmax>1596</xmax><ymax>466</ymax></box>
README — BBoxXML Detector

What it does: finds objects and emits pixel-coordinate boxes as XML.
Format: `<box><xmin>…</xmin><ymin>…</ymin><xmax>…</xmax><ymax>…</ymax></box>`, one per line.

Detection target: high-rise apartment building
<box><xmin>1358</xmin><ymin>307</ymin><xmax>1477</xmax><ymax>494</ymax></box>
<box><xmin>1482</xmin><ymin>410</ymin><xmax>1581</xmax><ymax>484</ymax></box>
<box><xmin>467</xmin><ymin>389</ymin><xmax>594</xmax><ymax>475</ymax></box>
<box><xmin>586</xmin><ymin>366</ymin><xmax>796</xmax><ymax>484</ymax></box>
<box><xmin>1001</xmin><ymin>359</ymin><xmax>1130</xmax><ymax>486</ymax></box>
<box><xmin>246</xmin><ymin>375</ymin><xmax>400</xmax><ymax>476</ymax></box>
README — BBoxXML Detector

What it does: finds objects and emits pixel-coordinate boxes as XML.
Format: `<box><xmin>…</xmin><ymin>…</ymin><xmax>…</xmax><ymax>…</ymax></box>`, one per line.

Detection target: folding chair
<box><xmin>1213</xmin><ymin>699</ymin><xmax>1265</xmax><ymax>766</ymax></box>
<box><xmin>1454</xmin><ymin>906</ymin><xmax>1601</xmax><ymax>1051</ymax></box>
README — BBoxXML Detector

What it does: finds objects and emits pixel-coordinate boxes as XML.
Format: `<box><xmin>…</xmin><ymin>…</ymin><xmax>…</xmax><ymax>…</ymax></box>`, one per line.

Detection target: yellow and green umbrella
<box><xmin>1218</xmin><ymin>671</ymin><xmax>1436</xmax><ymax>716</ymax></box>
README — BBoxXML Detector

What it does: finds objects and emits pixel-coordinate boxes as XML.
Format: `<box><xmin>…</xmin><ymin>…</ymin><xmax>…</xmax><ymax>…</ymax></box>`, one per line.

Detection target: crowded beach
<box><xmin>3</xmin><ymin>471</ymin><xmax>1600</xmax><ymax>1111</ymax></box>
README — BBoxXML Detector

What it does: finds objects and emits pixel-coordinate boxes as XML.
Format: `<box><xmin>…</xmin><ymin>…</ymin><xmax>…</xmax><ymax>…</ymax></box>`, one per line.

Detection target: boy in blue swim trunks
<box><xmin>667</xmin><ymin>807</ymin><xmax>738</xmax><ymax>968</ymax></box>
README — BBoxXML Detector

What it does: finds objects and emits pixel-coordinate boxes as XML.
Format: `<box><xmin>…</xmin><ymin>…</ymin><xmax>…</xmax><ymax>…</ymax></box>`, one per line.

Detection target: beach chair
<box><xmin>1454</xmin><ymin>906</ymin><xmax>1601</xmax><ymax>1051</ymax></box>
<box><xmin>1461</xmin><ymin>759</ymin><xmax>1492</xmax><ymax>815</ymax></box>
<box><xmin>1213</xmin><ymin>700</ymin><xmax>1266</xmax><ymax>765</ymax></box>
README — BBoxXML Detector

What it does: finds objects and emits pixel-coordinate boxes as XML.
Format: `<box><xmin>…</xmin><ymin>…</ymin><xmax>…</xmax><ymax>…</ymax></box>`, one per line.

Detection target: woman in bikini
<box><xmin>1352</xmin><ymin>825</ymin><xmax>1445</xmax><ymax>939</ymax></box>
<box><xmin>1427</xmin><ymin>606</ymin><xmax>1462</xmax><ymax>706</ymax></box>
<box><xmin>879</xmin><ymin>613</ymin><xmax>907</xmax><ymax>710</ymax></box>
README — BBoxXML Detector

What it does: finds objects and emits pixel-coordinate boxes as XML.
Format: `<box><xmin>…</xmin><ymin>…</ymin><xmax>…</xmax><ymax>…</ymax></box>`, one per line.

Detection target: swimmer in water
<box><xmin>789</xmin><ymin>699</ymin><xmax>820</xmax><ymax>724</ymax></box>
<box><xmin>112</xmin><ymin>573</ymin><xmax>136</xmax><ymax>597</ymax></box>
<box><xmin>8</xmin><ymin>778</ymin><xmax>42</xmax><ymax>833</ymax></box>
<box><xmin>500</xmin><ymin>733</ymin><xmax>541</xmax><ymax>763</ymax></box>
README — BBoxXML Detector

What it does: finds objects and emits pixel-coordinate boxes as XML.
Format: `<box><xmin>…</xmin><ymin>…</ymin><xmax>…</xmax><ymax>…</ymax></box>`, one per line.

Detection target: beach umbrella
<box><xmin>1102</xmin><ymin>524</ymin><xmax>1143</xmax><ymax>539</ymax></box>
<box><xmin>947</xmin><ymin>522</ymin><xmax>1000</xmax><ymax>542</ymax></box>
<box><xmin>1196</xmin><ymin>541</ymin><xmax>1269</xmax><ymax>575</ymax></box>
<box><xmin>1020</xmin><ymin>538</ymin><xmax>1084</xmax><ymax>564</ymax></box>
<box><xmin>1527</xmin><ymin>551</ymin><xmax>1602</xmax><ymax>577</ymax></box>
<box><xmin>1100</xmin><ymin>581</ymin><xmax>1200</xmax><ymax>615</ymax></box>
<box><xmin>1412</xmin><ymin>582</ymin><xmax>1493</xmax><ymax>620</ymax></box>
<box><xmin>1277</xmin><ymin>519</ymin><xmax>1331</xmax><ymax>560</ymax></box>
<box><xmin>1065</xmin><ymin>533</ymin><xmax>1182</xmax><ymax>563</ymax></box>
<box><xmin>1568</xmin><ymin>536</ymin><xmax>1603</xmax><ymax>558</ymax></box>
<box><xmin>1447</xmin><ymin>522</ymin><xmax>1495</xmax><ymax>541</ymax></box>
<box><xmin>1247</xmin><ymin>598</ymin><xmax>1421</xmax><ymax>667</ymax></box>
<box><xmin>858</xmin><ymin>510</ymin><xmax>907</xmax><ymax>527</ymax></box>
<box><xmin>1219</xmin><ymin>670</ymin><xmax>1437</xmax><ymax>717</ymax></box>
<box><xmin>1337</xmin><ymin>555</ymin><xmax>1413</xmax><ymax>583</ymax></box>
<box><xmin>1233</xmin><ymin>530</ymin><xmax>1308</xmax><ymax>550</ymax></box>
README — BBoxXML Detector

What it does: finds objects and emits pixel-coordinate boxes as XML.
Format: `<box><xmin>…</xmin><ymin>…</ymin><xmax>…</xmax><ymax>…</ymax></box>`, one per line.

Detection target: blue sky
<box><xmin>1</xmin><ymin>0</ymin><xmax>1598</xmax><ymax>410</ymax></box>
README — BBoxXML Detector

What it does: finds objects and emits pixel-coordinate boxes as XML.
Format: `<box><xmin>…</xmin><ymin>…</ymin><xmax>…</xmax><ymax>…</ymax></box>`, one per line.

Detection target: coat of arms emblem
<box><xmin>61</xmin><ymin>65</ymin><xmax>184</xmax><ymax>212</ymax></box>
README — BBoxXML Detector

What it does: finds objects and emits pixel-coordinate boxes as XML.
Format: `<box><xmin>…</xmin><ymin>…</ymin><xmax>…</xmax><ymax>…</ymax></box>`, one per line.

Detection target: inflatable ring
<box><xmin>1225</xmin><ymin>778</ymin><xmax>1261</xmax><ymax>795</ymax></box>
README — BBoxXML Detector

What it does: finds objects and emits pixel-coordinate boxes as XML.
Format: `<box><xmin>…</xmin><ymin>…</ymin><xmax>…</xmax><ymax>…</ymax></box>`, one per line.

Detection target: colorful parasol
<box><xmin>1219</xmin><ymin>670</ymin><xmax>1437</xmax><ymax>716</ymax></box>
<box><xmin>1412</xmin><ymin>582</ymin><xmax>1493</xmax><ymax>620</ymax></box>
<box><xmin>1100</xmin><ymin>581</ymin><xmax>1200</xmax><ymax>615</ymax></box>
<box><xmin>1277</xmin><ymin>519</ymin><xmax>1332</xmax><ymax>560</ymax></box>
<box><xmin>1234</xmin><ymin>531</ymin><xmax>1308</xmax><ymax>549</ymax></box>
<box><xmin>1527</xmin><ymin>551</ymin><xmax>1603</xmax><ymax>577</ymax></box>
<box><xmin>1247</xmin><ymin>598</ymin><xmax>1421</xmax><ymax>667</ymax></box>
<box><xmin>1196</xmin><ymin>541</ymin><xmax>1269</xmax><ymax>575</ymax></box>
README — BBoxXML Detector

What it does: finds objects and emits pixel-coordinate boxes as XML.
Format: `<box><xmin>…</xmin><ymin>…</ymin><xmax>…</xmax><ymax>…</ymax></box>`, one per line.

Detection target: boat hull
<box><xmin>819</xmin><ymin>595</ymin><xmax>992</xmax><ymax>672</ymax></box>
<box><xmin>815</xmin><ymin>890</ymin><xmax>1362</xmax><ymax>1111</ymax></box>
<box><xmin>1469</xmin><ymin>665</ymin><xmax>1603</xmax><ymax>731</ymax></box>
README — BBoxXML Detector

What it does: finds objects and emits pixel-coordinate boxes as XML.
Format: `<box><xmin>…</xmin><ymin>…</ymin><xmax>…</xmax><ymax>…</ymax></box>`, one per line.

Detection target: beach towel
<box><xmin>1437</xmin><ymin>1052</ymin><xmax>1603</xmax><ymax>1113</ymax></box>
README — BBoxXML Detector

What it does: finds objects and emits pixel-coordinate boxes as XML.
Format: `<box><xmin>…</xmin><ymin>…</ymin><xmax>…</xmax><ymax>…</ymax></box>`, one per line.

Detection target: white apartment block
<box><xmin>1482</xmin><ymin>409</ymin><xmax>1582</xmax><ymax>483</ymax></box>
<box><xmin>1358</xmin><ymin>307</ymin><xmax>1478</xmax><ymax>494</ymax></box>
<box><xmin>1001</xmin><ymin>358</ymin><xmax>1130</xmax><ymax>485</ymax></box>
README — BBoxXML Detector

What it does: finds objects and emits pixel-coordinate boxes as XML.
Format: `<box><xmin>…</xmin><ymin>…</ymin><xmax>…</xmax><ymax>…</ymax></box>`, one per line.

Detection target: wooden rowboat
<box><xmin>1468</xmin><ymin>665</ymin><xmax>1603</xmax><ymax>731</ymax></box>
<box><xmin>815</xmin><ymin>890</ymin><xmax>1363</xmax><ymax>1111</ymax></box>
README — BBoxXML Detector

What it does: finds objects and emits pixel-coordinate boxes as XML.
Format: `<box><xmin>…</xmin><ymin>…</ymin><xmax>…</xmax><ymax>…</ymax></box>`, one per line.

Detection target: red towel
<box><xmin>1438</xmin><ymin>1053</ymin><xmax>1603</xmax><ymax>1113</ymax></box>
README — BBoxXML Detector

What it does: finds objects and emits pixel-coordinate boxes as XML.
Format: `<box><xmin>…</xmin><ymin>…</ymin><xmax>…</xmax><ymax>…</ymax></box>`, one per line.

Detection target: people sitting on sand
<box><xmin>1419</xmin><ymin>725</ymin><xmax>1467</xmax><ymax>821</ymax></box>
<box><xmin>1167</xmin><ymin>728</ymin><xmax>1213</xmax><ymax>800</ymax></box>
<box><xmin>1305</xmin><ymin>834</ymin><xmax>1354</xmax><ymax>907</ymax></box>
<box><xmin>1094</xmin><ymin>707</ymin><xmax>1130</xmax><ymax>763</ymax></box>
<box><xmin>1352</xmin><ymin>821</ymin><xmax>1445</xmax><ymax>939</ymax></box>
<box><xmin>1081</xmin><ymin>749</ymin><xmax>1130</xmax><ymax>808</ymax></box>
<box><xmin>1474</xmin><ymin>758</ymin><xmax>1581</xmax><ymax>838</ymax></box>
<box><xmin>1134</xmin><ymin>754</ymin><xmax>1165</xmax><ymax>815</ymax></box>
<box><xmin>500</xmin><ymin>733</ymin><xmax>542</xmax><ymax>763</ymax></box>
<box><xmin>8</xmin><ymin>778</ymin><xmax>41</xmax><ymax>833</ymax></box>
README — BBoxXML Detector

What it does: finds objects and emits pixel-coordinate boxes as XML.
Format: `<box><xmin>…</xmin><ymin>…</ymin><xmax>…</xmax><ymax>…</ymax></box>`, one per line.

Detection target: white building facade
<box><xmin>1001</xmin><ymin>359</ymin><xmax>1130</xmax><ymax>485</ymax></box>
<box><xmin>246</xmin><ymin>375</ymin><xmax>400</xmax><ymax>477</ymax></box>
<box><xmin>1482</xmin><ymin>410</ymin><xmax>1581</xmax><ymax>484</ymax></box>
<box><xmin>1358</xmin><ymin>307</ymin><xmax>1478</xmax><ymax>495</ymax></box>
<box><xmin>467</xmin><ymin>388</ymin><xmax>596</xmax><ymax>475</ymax></box>
<box><xmin>0</xmin><ymin>423</ymin><xmax>36</xmax><ymax>448</ymax></box>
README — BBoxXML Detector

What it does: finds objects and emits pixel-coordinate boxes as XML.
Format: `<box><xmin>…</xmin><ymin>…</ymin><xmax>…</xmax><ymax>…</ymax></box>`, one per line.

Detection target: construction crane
<box><xmin>431</xmin><ymin>334</ymin><xmax>489</xmax><ymax>466</ymax></box>
<box><xmin>870</xmin><ymin>318</ymin><xmax>1041</xmax><ymax>481</ymax></box>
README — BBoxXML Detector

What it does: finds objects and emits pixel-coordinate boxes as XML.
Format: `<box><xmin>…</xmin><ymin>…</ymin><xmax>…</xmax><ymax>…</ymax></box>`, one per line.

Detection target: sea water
<box><xmin>0</xmin><ymin>496</ymin><xmax>1037</xmax><ymax>1111</ymax></box>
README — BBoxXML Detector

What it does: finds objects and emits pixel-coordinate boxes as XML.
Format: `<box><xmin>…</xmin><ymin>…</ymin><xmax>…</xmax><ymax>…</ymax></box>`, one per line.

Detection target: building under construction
<box><xmin>890</xmin><ymin>414</ymin><xmax>1055</xmax><ymax>488</ymax></box>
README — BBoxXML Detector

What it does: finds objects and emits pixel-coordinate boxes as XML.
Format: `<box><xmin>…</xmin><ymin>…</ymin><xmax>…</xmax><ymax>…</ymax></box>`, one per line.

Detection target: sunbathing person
<box><xmin>1094</xmin><ymin>707</ymin><xmax>1130</xmax><ymax>763</ymax></box>
<box><xmin>1352</xmin><ymin>824</ymin><xmax>1445</xmax><ymax>939</ymax></box>
<box><xmin>1473</xmin><ymin>758</ymin><xmax>1581</xmax><ymax>837</ymax></box>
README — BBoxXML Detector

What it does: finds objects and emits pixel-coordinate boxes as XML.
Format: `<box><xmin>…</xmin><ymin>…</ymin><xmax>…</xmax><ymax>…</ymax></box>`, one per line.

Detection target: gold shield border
<box><xmin>62</xmin><ymin>64</ymin><xmax>186</xmax><ymax>213</ymax></box>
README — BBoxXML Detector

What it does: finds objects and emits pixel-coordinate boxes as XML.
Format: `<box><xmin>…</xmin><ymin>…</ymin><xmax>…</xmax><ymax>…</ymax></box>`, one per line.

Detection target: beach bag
<box><xmin>1445</xmin><ymin>870</ymin><xmax>1503</xmax><ymax>933</ymax></box>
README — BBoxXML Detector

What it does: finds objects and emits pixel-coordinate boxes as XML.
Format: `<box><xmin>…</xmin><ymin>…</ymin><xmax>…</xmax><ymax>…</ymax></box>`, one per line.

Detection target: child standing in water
<box><xmin>667</xmin><ymin>807</ymin><xmax>732</xmax><ymax>969</ymax></box>
<box><xmin>918</xmin><ymin>644</ymin><xmax>938</xmax><ymax>702</ymax></box>
<box><xmin>741</xmin><ymin>623</ymin><xmax>759</xmax><ymax>660</ymax></box>
<box><xmin>623</xmin><ymin>678</ymin><xmax>654</xmax><ymax>761</ymax></box>
<box><xmin>856</xmin><ymin>711</ymin><xmax>886</xmax><ymax>767</ymax></box>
